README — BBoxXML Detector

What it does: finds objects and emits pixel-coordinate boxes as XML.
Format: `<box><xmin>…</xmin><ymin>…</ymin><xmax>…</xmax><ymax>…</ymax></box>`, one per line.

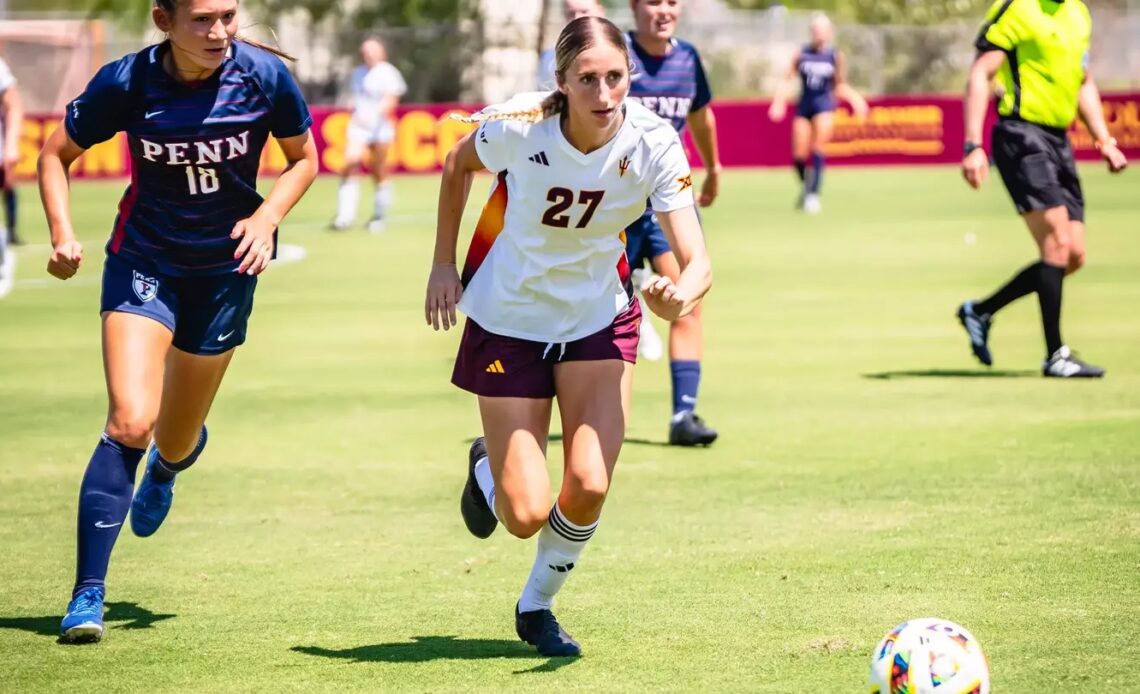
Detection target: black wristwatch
<box><xmin>963</xmin><ymin>141</ymin><xmax>983</xmax><ymax>156</ymax></box>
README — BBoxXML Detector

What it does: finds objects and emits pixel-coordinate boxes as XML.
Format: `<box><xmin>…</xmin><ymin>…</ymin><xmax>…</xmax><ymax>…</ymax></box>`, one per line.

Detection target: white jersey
<box><xmin>349</xmin><ymin>62</ymin><xmax>407</xmax><ymax>130</ymax></box>
<box><xmin>0</xmin><ymin>58</ymin><xmax>14</xmax><ymax>163</ymax></box>
<box><xmin>459</xmin><ymin>97</ymin><xmax>694</xmax><ymax>343</ymax></box>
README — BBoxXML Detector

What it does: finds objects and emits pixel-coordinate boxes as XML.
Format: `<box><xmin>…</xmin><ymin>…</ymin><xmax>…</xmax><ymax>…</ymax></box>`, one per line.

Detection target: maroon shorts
<box><xmin>452</xmin><ymin>300</ymin><xmax>641</xmax><ymax>398</ymax></box>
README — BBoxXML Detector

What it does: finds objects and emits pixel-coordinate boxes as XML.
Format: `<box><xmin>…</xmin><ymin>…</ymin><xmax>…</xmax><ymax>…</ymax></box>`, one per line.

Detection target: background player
<box><xmin>0</xmin><ymin>54</ymin><xmax>23</xmax><ymax>298</ymax></box>
<box><xmin>768</xmin><ymin>13</ymin><xmax>868</xmax><ymax>213</ymax></box>
<box><xmin>425</xmin><ymin>16</ymin><xmax>711</xmax><ymax>656</ymax></box>
<box><xmin>625</xmin><ymin>0</ymin><xmax>722</xmax><ymax>446</ymax></box>
<box><xmin>331</xmin><ymin>38</ymin><xmax>407</xmax><ymax>233</ymax></box>
<box><xmin>38</xmin><ymin>0</ymin><xmax>317</xmax><ymax>643</ymax></box>
<box><xmin>536</xmin><ymin>0</ymin><xmax>605</xmax><ymax>90</ymax></box>
<box><xmin>958</xmin><ymin>0</ymin><xmax>1126</xmax><ymax>378</ymax></box>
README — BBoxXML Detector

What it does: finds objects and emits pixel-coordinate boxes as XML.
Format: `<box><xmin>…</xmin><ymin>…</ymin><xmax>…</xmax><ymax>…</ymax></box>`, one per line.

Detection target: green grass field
<box><xmin>1</xmin><ymin>166</ymin><xmax>1137</xmax><ymax>692</ymax></box>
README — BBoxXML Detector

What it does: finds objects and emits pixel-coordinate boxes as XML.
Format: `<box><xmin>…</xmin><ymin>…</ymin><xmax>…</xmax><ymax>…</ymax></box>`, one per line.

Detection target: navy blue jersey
<box><xmin>66</xmin><ymin>41</ymin><xmax>312</xmax><ymax>276</ymax></box>
<box><xmin>797</xmin><ymin>44</ymin><xmax>837</xmax><ymax>108</ymax></box>
<box><xmin>626</xmin><ymin>33</ymin><xmax>712</xmax><ymax>134</ymax></box>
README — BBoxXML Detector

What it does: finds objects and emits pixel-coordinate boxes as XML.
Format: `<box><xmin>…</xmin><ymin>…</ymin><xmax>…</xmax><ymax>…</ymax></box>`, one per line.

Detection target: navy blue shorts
<box><xmin>100</xmin><ymin>254</ymin><xmax>258</xmax><ymax>356</ymax></box>
<box><xmin>625</xmin><ymin>211</ymin><xmax>672</xmax><ymax>269</ymax></box>
<box><xmin>796</xmin><ymin>97</ymin><xmax>836</xmax><ymax>120</ymax></box>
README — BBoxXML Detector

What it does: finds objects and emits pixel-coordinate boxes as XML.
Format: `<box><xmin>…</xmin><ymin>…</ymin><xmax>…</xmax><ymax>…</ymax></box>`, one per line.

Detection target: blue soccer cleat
<box><xmin>957</xmin><ymin>301</ymin><xmax>993</xmax><ymax>366</ymax></box>
<box><xmin>60</xmin><ymin>587</ymin><xmax>105</xmax><ymax>643</ymax></box>
<box><xmin>515</xmin><ymin>602</ymin><xmax>581</xmax><ymax>657</ymax></box>
<box><xmin>130</xmin><ymin>446</ymin><xmax>177</xmax><ymax>538</ymax></box>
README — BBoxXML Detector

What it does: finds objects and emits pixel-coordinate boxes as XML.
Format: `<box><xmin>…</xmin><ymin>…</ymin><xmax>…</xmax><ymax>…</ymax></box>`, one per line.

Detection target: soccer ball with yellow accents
<box><xmin>868</xmin><ymin>618</ymin><xmax>990</xmax><ymax>694</ymax></box>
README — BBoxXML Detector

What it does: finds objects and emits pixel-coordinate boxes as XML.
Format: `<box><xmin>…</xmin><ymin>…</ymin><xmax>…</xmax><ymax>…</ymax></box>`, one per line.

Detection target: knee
<box><xmin>104</xmin><ymin>412</ymin><xmax>155</xmax><ymax>450</ymax></box>
<box><xmin>1067</xmin><ymin>249</ymin><xmax>1086</xmax><ymax>274</ymax></box>
<box><xmin>499</xmin><ymin>497</ymin><xmax>550</xmax><ymax>539</ymax></box>
<box><xmin>561</xmin><ymin>470</ymin><xmax>610</xmax><ymax>519</ymax></box>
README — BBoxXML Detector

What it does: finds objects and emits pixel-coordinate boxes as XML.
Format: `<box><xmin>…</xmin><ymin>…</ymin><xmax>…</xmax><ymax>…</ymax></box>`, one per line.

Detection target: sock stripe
<box><xmin>548</xmin><ymin>505</ymin><xmax>596</xmax><ymax>542</ymax></box>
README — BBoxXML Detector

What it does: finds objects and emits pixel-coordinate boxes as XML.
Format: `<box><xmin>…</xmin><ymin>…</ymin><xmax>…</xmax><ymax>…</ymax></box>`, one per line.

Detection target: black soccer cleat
<box><xmin>460</xmin><ymin>437</ymin><xmax>497</xmax><ymax>539</ymax></box>
<box><xmin>1042</xmin><ymin>346</ymin><xmax>1105</xmax><ymax>378</ymax></box>
<box><xmin>515</xmin><ymin>603</ymin><xmax>581</xmax><ymax>657</ymax></box>
<box><xmin>669</xmin><ymin>411</ymin><xmax>718</xmax><ymax>447</ymax></box>
<box><xmin>957</xmin><ymin>301</ymin><xmax>994</xmax><ymax>366</ymax></box>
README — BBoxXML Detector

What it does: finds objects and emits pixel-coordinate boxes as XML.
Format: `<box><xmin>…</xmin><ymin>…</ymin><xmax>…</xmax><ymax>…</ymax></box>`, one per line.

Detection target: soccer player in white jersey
<box><xmin>0</xmin><ymin>55</ymin><xmax>23</xmax><ymax>298</ymax></box>
<box><xmin>426</xmin><ymin>16</ymin><xmax>711</xmax><ymax>657</ymax></box>
<box><xmin>331</xmin><ymin>38</ymin><xmax>407</xmax><ymax>233</ymax></box>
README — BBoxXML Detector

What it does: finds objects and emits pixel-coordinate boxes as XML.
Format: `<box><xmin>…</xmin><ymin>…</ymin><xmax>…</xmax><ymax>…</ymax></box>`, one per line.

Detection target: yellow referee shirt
<box><xmin>975</xmin><ymin>0</ymin><xmax>1091</xmax><ymax>129</ymax></box>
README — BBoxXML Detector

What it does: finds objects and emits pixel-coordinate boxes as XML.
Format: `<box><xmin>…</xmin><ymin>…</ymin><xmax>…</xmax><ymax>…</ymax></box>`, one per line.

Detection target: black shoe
<box><xmin>669</xmin><ymin>411</ymin><xmax>718</xmax><ymax>446</ymax></box>
<box><xmin>1042</xmin><ymin>346</ymin><xmax>1105</xmax><ymax>378</ymax></box>
<box><xmin>957</xmin><ymin>301</ymin><xmax>993</xmax><ymax>366</ymax></box>
<box><xmin>515</xmin><ymin>603</ymin><xmax>581</xmax><ymax>657</ymax></box>
<box><xmin>460</xmin><ymin>437</ymin><xmax>497</xmax><ymax>539</ymax></box>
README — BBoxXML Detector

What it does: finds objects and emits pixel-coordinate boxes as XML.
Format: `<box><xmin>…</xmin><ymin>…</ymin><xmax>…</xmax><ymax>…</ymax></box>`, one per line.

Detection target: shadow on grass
<box><xmin>863</xmin><ymin>369</ymin><xmax>1037</xmax><ymax>380</ymax></box>
<box><xmin>0</xmin><ymin>602</ymin><xmax>176</xmax><ymax>643</ymax></box>
<box><xmin>291</xmin><ymin>636</ymin><xmax>577</xmax><ymax>674</ymax></box>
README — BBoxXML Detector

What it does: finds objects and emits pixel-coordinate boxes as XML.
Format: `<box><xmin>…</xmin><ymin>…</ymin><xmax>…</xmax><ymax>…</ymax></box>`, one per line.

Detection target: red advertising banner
<box><xmin>10</xmin><ymin>94</ymin><xmax>1140</xmax><ymax>179</ymax></box>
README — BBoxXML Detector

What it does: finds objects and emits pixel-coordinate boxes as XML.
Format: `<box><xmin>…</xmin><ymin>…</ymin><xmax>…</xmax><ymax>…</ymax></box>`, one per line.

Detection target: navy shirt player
<box><xmin>38</xmin><ymin>0</ymin><xmax>318</xmax><ymax>644</ymax></box>
<box><xmin>625</xmin><ymin>0</ymin><xmax>723</xmax><ymax>447</ymax></box>
<box><xmin>769</xmin><ymin>13</ymin><xmax>868</xmax><ymax>213</ymax></box>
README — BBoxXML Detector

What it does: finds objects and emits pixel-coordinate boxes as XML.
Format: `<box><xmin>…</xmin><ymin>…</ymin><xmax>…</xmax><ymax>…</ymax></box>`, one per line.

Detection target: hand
<box><xmin>47</xmin><ymin>239</ymin><xmax>83</xmax><ymax>280</ymax></box>
<box><xmin>231</xmin><ymin>214</ymin><xmax>277</xmax><ymax>275</ymax></box>
<box><xmin>1100</xmin><ymin>141</ymin><xmax>1128</xmax><ymax>174</ymax></box>
<box><xmin>641</xmin><ymin>274</ymin><xmax>688</xmax><ymax>322</ymax></box>
<box><xmin>853</xmin><ymin>100</ymin><xmax>870</xmax><ymax>121</ymax></box>
<box><xmin>961</xmin><ymin>148</ymin><xmax>989</xmax><ymax>190</ymax></box>
<box><xmin>768</xmin><ymin>102</ymin><xmax>787</xmax><ymax>123</ymax></box>
<box><xmin>425</xmin><ymin>262</ymin><xmax>463</xmax><ymax>331</ymax></box>
<box><xmin>698</xmin><ymin>169</ymin><xmax>720</xmax><ymax>207</ymax></box>
<box><xmin>2</xmin><ymin>149</ymin><xmax>17</xmax><ymax>172</ymax></box>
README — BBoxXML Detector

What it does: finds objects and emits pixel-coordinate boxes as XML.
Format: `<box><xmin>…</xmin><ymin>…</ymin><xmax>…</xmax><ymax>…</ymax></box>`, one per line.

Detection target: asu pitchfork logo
<box><xmin>618</xmin><ymin>155</ymin><xmax>631</xmax><ymax>178</ymax></box>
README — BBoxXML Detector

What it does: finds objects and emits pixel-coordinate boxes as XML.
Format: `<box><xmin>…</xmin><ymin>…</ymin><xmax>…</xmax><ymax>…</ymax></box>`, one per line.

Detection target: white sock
<box><xmin>518</xmin><ymin>504</ymin><xmax>598</xmax><ymax>613</ymax></box>
<box><xmin>473</xmin><ymin>456</ymin><xmax>498</xmax><ymax>521</ymax></box>
<box><xmin>373</xmin><ymin>182</ymin><xmax>393</xmax><ymax>220</ymax></box>
<box><xmin>335</xmin><ymin>179</ymin><xmax>359</xmax><ymax>225</ymax></box>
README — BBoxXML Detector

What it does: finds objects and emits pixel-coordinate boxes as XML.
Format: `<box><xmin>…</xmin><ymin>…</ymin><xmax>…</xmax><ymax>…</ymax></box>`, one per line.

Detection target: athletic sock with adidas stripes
<box><xmin>518</xmin><ymin>503</ymin><xmax>598</xmax><ymax>613</ymax></box>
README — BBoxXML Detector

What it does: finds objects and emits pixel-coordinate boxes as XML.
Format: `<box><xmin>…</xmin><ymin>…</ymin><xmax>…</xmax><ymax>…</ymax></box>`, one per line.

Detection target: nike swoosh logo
<box><xmin>94</xmin><ymin>521</ymin><xmax>122</xmax><ymax>529</ymax></box>
<box><xmin>217</xmin><ymin>330</ymin><xmax>236</xmax><ymax>342</ymax></box>
<box><xmin>145</xmin><ymin>110</ymin><xmax>164</xmax><ymax>119</ymax></box>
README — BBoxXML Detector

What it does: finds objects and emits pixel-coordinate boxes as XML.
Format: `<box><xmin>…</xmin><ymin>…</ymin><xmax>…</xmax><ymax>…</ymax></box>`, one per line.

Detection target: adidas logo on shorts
<box><xmin>485</xmin><ymin>360</ymin><xmax>506</xmax><ymax>374</ymax></box>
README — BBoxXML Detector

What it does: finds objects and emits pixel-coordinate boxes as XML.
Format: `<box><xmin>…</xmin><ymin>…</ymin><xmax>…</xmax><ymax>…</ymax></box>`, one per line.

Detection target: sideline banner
<box><xmin>12</xmin><ymin>94</ymin><xmax>1140</xmax><ymax>179</ymax></box>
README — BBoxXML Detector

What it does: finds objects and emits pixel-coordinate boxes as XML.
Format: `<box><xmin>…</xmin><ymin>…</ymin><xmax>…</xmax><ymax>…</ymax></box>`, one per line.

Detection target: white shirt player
<box><xmin>459</xmin><ymin>97</ymin><xmax>694</xmax><ymax>343</ymax></box>
<box><xmin>0</xmin><ymin>58</ymin><xmax>15</xmax><ymax>164</ymax></box>
<box><xmin>349</xmin><ymin>62</ymin><xmax>407</xmax><ymax>137</ymax></box>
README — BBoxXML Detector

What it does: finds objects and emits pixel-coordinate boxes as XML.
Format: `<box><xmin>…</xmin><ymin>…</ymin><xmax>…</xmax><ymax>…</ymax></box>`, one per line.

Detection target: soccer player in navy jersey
<box><xmin>38</xmin><ymin>0</ymin><xmax>318</xmax><ymax>643</ymax></box>
<box><xmin>624</xmin><ymin>0</ymin><xmax>722</xmax><ymax>446</ymax></box>
<box><xmin>769</xmin><ymin>13</ymin><xmax>868</xmax><ymax>213</ymax></box>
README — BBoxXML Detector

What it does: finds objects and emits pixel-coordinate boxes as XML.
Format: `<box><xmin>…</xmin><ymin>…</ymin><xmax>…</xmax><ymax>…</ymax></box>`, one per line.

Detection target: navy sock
<box><xmin>793</xmin><ymin>159</ymin><xmax>807</xmax><ymax>182</ymax></box>
<box><xmin>670</xmin><ymin>360</ymin><xmax>701</xmax><ymax>416</ymax></box>
<box><xmin>74</xmin><ymin>434</ymin><xmax>145</xmax><ymax>596</ymax></box>
<box><xmin>151</xmin><ymin>425</ymin><xmax>208</xmax><ymax>483</ymax></box>
<box><xmin>3</xmin><ymin>188</ymin><xmax>16</xmax><ymax>243</ymax></box>
<box><xmin>808</xmin><ymin>151</ymin><xmax>825</xmax><ymax>194</ymax></box>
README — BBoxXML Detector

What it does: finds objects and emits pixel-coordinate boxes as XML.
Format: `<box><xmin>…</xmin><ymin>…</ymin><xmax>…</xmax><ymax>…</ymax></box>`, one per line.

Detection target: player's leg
<box><xmin>332</xmin><ymin>125</ymin><xmax>367</xmax><ymax>230</ymax></box>
<box><xmin>62</xmin><ymin>309</ymin><xmax>171</xmax><ymax>643</ymax></box>
<box><xmin>367</xmin><ymin>140</ymin><xmax>393</xmax><ymax>233</ymax></box>
<box><xmin>651</xmin><ymin>249</ymin><xmax>716</xmax><ymax>446</ymax></box>
<box><xmin>791</xmin><ymin>116</ymin><xmax>812</xmax><ymax>208</ymax></box>
<box><xmin>3</xmin><ymin>181</ymin><xmax>18</xmax><ymax>245</ymax></box>
<box><xmin>130</xmin><ymin>272</ymin><xmax>257</xmax><ymax>536</ymax></box>
<box><xmin>803</xmin><ymin>111</ymin><xmax>834</xmax><ymax>213</ymax></box>
<box><xmin>0</xmin><ymin>168</ymin><xmax>11</xmax><ymax>298</ymax></box>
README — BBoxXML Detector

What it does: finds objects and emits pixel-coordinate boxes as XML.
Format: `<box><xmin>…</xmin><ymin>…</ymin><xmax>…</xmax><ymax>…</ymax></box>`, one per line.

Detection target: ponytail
<box><xmin>235</xmin><ymin>34</ymin><xmax>297</xmax><ymax>62</ymax></box>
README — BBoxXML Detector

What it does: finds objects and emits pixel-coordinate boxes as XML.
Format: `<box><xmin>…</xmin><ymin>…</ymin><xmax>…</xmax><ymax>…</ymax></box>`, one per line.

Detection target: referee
<box><xmin>957</xmin><ymin>0</ymin><xmax>1127</xmax><ymax>378</ymax></box>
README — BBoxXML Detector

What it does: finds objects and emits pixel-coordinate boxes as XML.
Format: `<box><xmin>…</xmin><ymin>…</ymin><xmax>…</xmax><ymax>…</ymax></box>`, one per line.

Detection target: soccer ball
<box><xmin>868</xmin><ymin>618</ymin><xmax>990</xmax><ymax>694</ymax></box>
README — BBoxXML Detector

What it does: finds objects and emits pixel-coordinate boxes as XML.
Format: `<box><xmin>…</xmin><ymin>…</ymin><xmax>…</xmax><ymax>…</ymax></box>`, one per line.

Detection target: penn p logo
<box><xmin>677</xmin><ymin>174</ymin><xmax>693</xmax><ymax>192</ymax></box>
<box><xmin>618</xmin><ymin>155</ymin><xmax>631</xmax><ymax>178</ymax></box>
<box><xmin>132</xmin><ymin>270</ymin><xmax>159</xmax><ymax>303</ymax></box>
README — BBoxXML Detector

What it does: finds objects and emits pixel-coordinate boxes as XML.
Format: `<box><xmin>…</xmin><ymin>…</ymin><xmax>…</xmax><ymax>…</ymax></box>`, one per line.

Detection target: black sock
<box><xmin>151</xmin><ymin>426</ymin><xmax>208</xmax><ymax>483</ymax></box>
<box><xmin>793</xmin><ymin>159</ymin><xmax>806</xmax><ymax>182</ymax></box>
<box><xmin>974</xmin><ymin>262</ymin><xmax>1042</xmax><ymax>317</ymax></box>
<box><xmin>1037</xmin><ymin>262</ymin><xmax>1065</xmax><ymax>356</ymax></box>
<box><xmin>3</xmin><ymin>188</ymin><xmax>16</xmax><ymax>243</ymax></box>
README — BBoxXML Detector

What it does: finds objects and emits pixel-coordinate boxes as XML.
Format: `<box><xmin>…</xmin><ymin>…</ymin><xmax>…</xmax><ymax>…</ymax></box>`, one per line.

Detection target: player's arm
<box><xmin>685</xmin><ymin>107</ymin><xmax>722</xmax><ymax>207</ymax></box>
<box><xmin>1</xmin><ymin>82</ymin><xmax>23</xmax><ymax>170</ymax></box>
<box><xmin>833</xmin><ymin>51</ymin><xmax>868</xmax><ymax>118</ymax></box>
<box><xmin>961</xmin><ymin>50</ymin><xmax>1006</xmax><ymax>189</ymax></box>
<box><xmin>232</xmin><ymin>130</ymin><xmax>319</xmax><ymax>275</ymax></box>
<box><xmin>37</xmin><ymin>126</ymin><xmax>87</xmax><ymax>279</ymax></box>
<box><xmin>768</xmin><ymin>51</ymin><xmax>799</xmax><ymax>122</ymax></box>
<box><xmin>652</xmin><ymin>205</ymin><xmax>711</xmax><ymax>320</ymax></box>
<box><xmin>427</xmin><ymin>129</ymin><xmax>484</xmax><ymax>331</ymax></box>
<box><xmin>1077</xmin><ymin>71</ymin><xmax>1127</xmax><ymax>173</ymax></box>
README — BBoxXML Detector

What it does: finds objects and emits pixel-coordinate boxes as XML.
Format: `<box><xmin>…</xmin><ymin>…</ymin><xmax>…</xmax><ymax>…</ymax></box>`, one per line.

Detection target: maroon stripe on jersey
<box><xmin>111</xmin><ymin>167</ymin><xmax>140</xmax><ymax>253</ymax></box>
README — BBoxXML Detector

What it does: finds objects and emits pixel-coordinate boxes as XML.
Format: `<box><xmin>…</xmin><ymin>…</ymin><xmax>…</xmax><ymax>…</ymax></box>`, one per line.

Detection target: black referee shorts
<box><xmin>991</xmin><ymin>118</ymin><xmax>1085</xmax><ymax>222</ymax></box>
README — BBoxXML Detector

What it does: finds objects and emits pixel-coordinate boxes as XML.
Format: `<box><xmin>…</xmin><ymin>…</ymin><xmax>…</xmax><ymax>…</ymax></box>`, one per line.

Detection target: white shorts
<box><xmin>346</xmin><ymin>120</ymin><xmax>395</xmax><ymax>160</ymax></box>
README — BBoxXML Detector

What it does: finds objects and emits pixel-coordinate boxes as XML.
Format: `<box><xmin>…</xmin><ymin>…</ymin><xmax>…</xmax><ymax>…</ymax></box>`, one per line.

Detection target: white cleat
<box><xmin>637</xmin><ymin>308</ymin><xmax>664</xmax><ymax>361</ymax></box>
<box><xmin>367</xmin><ymin>217</ymin><xmax>386</xmax><ymax>234</ymax></box>
<box><xmin>802</xmin><ymin>193</ymin><xmax>822</xmax><ymax>214</ymax></box>
<box><xmin>1043</xmin><ymin>345</ymin><xmax>1105</xmax><ymax>378</ymax></box>
<box><xmin>0</xmin><ymin>239</ymin><xmax>15</xmax><ymax>299</ymax></box>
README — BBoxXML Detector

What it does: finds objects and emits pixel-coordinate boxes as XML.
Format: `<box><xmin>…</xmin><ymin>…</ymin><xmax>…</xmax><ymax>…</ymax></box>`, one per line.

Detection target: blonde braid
<box><xmin>451</xmin><ymin>91</ymin><xmax>566</xmax><ymax>124</ymax></box>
